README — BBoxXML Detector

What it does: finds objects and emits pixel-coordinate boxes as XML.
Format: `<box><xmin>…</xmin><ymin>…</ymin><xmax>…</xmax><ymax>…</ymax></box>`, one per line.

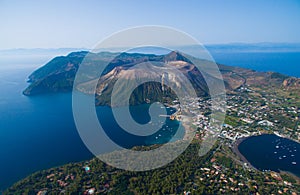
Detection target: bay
<box><xmin>238</xmin><ymin>134</ymin><xmax>300</xmax><ymax>177</ymax></box>
<box><xmin>0</xmin><ymin>62</ymin><xmax>180</xmax><ymax>190</ymax></box>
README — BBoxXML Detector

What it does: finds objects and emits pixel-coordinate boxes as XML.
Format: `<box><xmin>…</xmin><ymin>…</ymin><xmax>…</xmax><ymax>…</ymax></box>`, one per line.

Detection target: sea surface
<box><xmin>0</xmin><ymin>50</ymin><xmax>300</xmax><ymax>190</ymax></box>
<box><xmin>0</xmin><ymin>67</ymin><xmax>92</xmax><ymax>191</ymax></box>
<box><xmin>210</xmin><ymin>51</ymin><xmax>300</xmax><ymax>78</ymax></box>
<box><xmin>238</xmin><ymin>134</ymin><xmax>300</xmax><ymax>177</ymax></box>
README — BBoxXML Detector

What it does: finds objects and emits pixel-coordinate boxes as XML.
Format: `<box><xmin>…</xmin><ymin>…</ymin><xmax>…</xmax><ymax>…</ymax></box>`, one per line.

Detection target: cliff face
<box><xmin>23</xmin><ymin>51</ymin><xmax>296</xmax><ymax>105</ymax></box>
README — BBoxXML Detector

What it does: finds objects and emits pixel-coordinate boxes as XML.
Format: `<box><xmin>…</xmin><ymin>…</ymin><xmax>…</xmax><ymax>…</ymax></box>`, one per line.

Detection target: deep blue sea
<box><xmin>0</xmin><ymin>55</ymin><xmax>180</xmax><ymax>191</ymax></box>
<box><xmin>0</xmin><ymin>67</ymin><xmax>92</xmax><ymax>191</ymax></box>
<box><xmin>0</xmin><ymin>50</ymin><xmax>300</xmax><ymax>191</ymax></box>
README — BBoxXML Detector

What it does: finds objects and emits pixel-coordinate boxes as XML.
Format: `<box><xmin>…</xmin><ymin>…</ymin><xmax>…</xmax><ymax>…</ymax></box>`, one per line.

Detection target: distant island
<box><xmin>6</xmin><ymin>50</ymin><xmax>300</xmax><ymax>194</ymax></box>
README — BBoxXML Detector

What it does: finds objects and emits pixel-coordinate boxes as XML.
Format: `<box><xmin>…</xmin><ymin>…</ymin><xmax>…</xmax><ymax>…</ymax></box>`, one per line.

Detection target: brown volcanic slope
<box><xmin>23</xmin><ymin>51</ymin><xmax>300</xmax><ymax>105</ymax></box>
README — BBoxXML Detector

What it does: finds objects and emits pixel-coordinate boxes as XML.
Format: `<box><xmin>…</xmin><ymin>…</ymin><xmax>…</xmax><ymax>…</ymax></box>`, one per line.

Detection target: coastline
<box><xmin>279</xmin><ymin>170</ymin><xmax>300</xmax><ymax>184</ymax></box>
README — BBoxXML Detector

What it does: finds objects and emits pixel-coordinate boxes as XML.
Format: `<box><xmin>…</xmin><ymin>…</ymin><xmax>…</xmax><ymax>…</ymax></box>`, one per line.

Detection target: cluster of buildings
<box><xmin>177</xmin><ymin>84</ymin><xmax>300</xmax><ymax>143</ymax></box>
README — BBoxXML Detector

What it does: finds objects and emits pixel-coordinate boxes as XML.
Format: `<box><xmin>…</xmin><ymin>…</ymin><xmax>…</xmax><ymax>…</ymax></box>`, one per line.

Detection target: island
<box><xmin>5</xmin><ymin>50</ymin><xmax>300</xmax><ymax>194</ymax></box>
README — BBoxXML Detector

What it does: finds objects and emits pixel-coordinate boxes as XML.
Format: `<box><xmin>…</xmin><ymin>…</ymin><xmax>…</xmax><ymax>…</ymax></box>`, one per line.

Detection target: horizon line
<box><xmin>2</xmin><ymin>42</ymin><xmax>300</xmax><ymax>51</ymax></box>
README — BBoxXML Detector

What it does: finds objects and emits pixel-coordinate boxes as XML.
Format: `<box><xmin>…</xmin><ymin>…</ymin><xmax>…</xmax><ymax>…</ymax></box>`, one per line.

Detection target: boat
<box><xmin>292</xmin><ymin>162</ymin><xmax>297</xmax><ymax>165</ymax></box>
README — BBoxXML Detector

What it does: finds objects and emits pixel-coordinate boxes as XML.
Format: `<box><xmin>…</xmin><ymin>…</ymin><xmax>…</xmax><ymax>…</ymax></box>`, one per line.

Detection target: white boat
<box><xmin>292</xmin><ymin>162</ymin><xmax>296</xmax><ymax>165</ymax></box>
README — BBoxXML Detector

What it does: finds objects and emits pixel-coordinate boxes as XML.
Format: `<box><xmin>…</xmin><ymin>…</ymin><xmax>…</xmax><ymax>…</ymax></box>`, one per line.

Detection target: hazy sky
<box><xmin>1</xmin><ymin>0</ymin><xmax>300</xmax><ymax>49</ymax></box>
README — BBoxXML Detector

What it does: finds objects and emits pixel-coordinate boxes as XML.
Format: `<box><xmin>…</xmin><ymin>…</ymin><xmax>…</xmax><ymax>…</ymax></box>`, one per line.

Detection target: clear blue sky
<box><xmin>0</xmin><ymin>0</ymin><xmax>299</xmax><ymax>49</ymax></box>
